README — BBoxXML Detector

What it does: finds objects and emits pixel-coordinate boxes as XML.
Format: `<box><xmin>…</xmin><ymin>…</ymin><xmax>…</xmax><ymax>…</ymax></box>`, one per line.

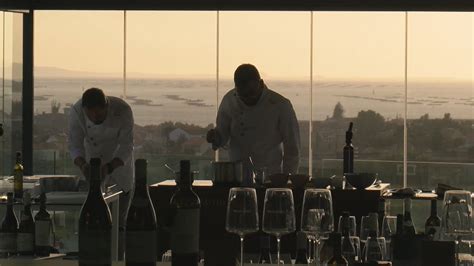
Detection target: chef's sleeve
<box><xmin>280</xmin><ymin>100</ymin><xmax>300</xmax><ymax>174</ymax></box>
<box><xmin>115</xmin><ymin>105</ymin><xmax>134</xmax><ymax>163</ymax></box>
<box><xmin>68</xmin><ymin>107</ymin><xmax>86</xmax><ymax>161</ymax></box>
<box><xmin>215</xmin><ymin>96</ymin><xmax>232</xmax><ymax>147</ymax></box>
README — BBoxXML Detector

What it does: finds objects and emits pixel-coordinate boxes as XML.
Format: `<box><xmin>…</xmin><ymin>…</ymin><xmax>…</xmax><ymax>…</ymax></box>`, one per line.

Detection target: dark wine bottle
<box><xmin>343</xmin><ymin>122</ymin><xmax>354</xmax><ymax>175</ymax></box>
<box><xmin>295</xmin><ymin>232</ymin><xmax>308</xmax><ymax>264</ymax></box>
<box><xmin>0</xmin><ymin>192</ymin><xmax>18</xmax><ymax>258</ymax></box>
<box><xmin>14</xmin><ymin>151</ymin><xmax>23</xmax><ymax>199</ymax></box>
<box><xmin>170</xmin><ymin>160</ymin><xmax>200</xmax><ymax>266</ymax></box>
<box><xmin>35</xmin><ymin>192</ymin><xmax>51</xmax><ymax>257</ymax></box>
<box><xmin>403</xmin><ymin>198</ymin><xmax>416</xmax><ymax>237</ymax></box>
<box><xmin>364</xmin><ymin>230</ymin><xmax>382</xmax><ymax>262</ymax></box>
<box><xmin>425</xmin><ymin>199</ymin><xmax>441</xmax><ymax>240</ymax></box>
<box><xmin>125</xmin><ymin>159</ymin><xmax>158</xmax><ymax>266</ymax></box>
<box><xmin>258</xmin><ymin>235</ymin><xmax>272</xmax><ymax>264</ymax></box>
<box><xmin>17</xmin><ymin>191</ymin><xmax>35</xmax><ymax>256</ymax></box>
<box><xmin>79</xmin><ymin>158</ymin><xmax>112</xmax><ymax>266</ymax></box>
<box><xmin>328</xmin><ymin>232</ymin><xmax>348</xmax><ymax>266</ymax></box>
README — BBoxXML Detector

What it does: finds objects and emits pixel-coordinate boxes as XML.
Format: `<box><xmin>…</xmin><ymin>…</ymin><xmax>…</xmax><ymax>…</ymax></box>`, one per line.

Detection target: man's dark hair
<box><xmin>234</xmin><ymin>64</ymin><xmax>261</xmax><ymax>88</ymax></box>
<box><xmin>82</xmin><ymin>88</ymin><xmax>107</xmax><ymax>108</ymax></box>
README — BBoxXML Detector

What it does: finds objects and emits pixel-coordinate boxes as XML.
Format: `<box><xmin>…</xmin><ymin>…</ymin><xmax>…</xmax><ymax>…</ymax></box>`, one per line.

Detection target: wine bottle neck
<box><xmin>430</xmin><ymin>200</ymin><xmax>438</xmax><ymax>216</ymax></box>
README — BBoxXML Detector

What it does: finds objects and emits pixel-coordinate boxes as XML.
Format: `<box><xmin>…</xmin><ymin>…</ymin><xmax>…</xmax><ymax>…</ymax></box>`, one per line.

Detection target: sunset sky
<box><xmin>10</xmin><ymin>11</ymin><xmax>474</xmax><ymax>81</ymax></box>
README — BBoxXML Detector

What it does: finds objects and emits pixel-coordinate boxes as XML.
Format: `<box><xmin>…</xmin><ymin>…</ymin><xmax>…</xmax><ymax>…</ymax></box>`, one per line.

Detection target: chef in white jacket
<box><xmin>68</xmin><ymin>87</ymin><xmax>134</xmax><ymax>255</ymax></box>
<box><xmin>207</xmin><ymin>64</ymin><xmax>300</xmax><ymax>184</ymax></box>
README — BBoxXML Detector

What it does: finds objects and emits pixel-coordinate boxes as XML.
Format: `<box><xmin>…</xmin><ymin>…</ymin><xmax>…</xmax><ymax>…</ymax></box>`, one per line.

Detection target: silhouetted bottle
<box><xmin>343</xmin><ymin>122</ymin><xmax>354</xmax><ymax>175</ymax></box>
<box><xmin>425</xmin><ymin>199</ymin><xmax>441</xmax><ymax>240</ymax></box>
<box><xmin>328</xmin><ymin>232</ymin><xmax>348</xmax><ymax>265</ymax></box>
<box><xmin>18</xmin><ymin>191</ymin><xmax>35</xmax><ymax>256</ymax></box>
<box><xmin>295</xmin><ymin>232</ymin><xmax>308</xmax><ymax>264</ymax></box>
<box><xmin>125</xmin><ymin>159</ymin><xmax>158</xmax><ymax>266</ymax></box>
<box><xmin>258</xmin><ymin>235</ymin><xmax>272</xmax><ymax>264</ymax></box>
<box><xmin>0</xmin><ymin>192</ymin><xmax>18</xmax><ymax>257</ymax></box>
<box><xmin>364</xmin><ymin>231</ymin><xmax>382</xmax><ymax>262</ymax></box>
<box><xmin>79</xmin><ymin>158</ymin><xmax>112</xmax><ymax>266</ymax></box>
<box><xmin>14</xmin><ymin>151</ymin><xmax>23</xmax><ymax>199</ymax></box>
<box><xmin>35</xmin><ymin>193</ymin><xmax>51</xmax><ymax>257</ymax></box>
<box><xmin>170</xmin><ymin>160</ymin><xmax>200</xmax><ymax>266</ymax></box>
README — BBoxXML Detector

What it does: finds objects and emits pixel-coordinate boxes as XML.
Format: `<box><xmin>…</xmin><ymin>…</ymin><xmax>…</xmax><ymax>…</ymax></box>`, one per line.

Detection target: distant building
<box><xmin>168</xmin><ymin>127</ymin><xmax>203</xmax><ymax>142</ymax></box>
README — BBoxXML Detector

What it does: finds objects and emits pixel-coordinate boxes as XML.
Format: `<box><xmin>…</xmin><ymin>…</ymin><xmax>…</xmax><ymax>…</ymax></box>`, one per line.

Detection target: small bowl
<box><xmin>289</xmin><ymin>174</ymin><xmax>310</xmax><ymax>188</ymax></box>
<box><xmin>344</xmin><ymin>172</ymin><xmax>376</xmax><ymax>190</ymax></box>
<box><xmin>268</xmin><ymin>173</ymin><xmax>289</xmax><ymax>187</ymax></box>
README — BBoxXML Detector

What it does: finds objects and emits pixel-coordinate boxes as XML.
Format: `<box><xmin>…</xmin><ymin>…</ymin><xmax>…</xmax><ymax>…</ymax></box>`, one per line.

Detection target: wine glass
<box><xmin>338</xmin><ymin>214</ymin><xmax>357</xmax><ymax>236</ymax></box>
<box><xmin>441</xmin><ymin>190</ymin><xmax>472</xmax><ymax>264</ymax></box>
<box><xmin>300</xmin><ymin>189</ymin><xmax>334</xmax><ymax>264</ymax></box>
<box><xmin>360</xmin><ymin>213</ymin><xmax>379</xmax><ymax>243</ymax></box>
<box><xmin>226</xmin><ymin>188</ymin><xmax>259</xmax><ymax>266</ymax></box>
<box><xmin>382</xmin><ymin>215</ymin><xmax>397</xmax><ymax>260</ymax></box>
<box><xmin>262</xmin><ymin>188</ymin><xmax>296</xmax><ymax>266</ymax></box>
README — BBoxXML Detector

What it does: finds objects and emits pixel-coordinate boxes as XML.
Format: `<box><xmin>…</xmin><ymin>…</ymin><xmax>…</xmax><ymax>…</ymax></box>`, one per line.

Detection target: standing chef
<box><xmin>207</xmin><ymin>64</ymin><xmax>300</xmax><ymax>184</ymax></box>
<box><xmin>68</xmin><ymin>87</ymin><xmax>134</xmax><ymax>256</ymax></box>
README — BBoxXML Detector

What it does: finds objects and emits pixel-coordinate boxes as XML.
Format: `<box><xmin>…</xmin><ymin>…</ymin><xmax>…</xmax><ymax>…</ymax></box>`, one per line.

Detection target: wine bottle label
<box><xmin>126</xmin><ymin>230</ymin><xmax>157</xmax><ymax>262</ymax></box>
<box><xmin>171</xmin><ymin>208</ymin><xmax>200</xmax><ymax>254</ymax></box>
<box><xmin>0</xmin><ymin>232</ymin><xmax>17</xmax><ymax>252</ymax></box>
<box><xmin>35</xmin><ymin>220</ymin><xmax>50</xmax><ymax>246</ymax></box>
<box><xmin>17</xmin><ymin>232</ymin><xmax>34</xmax><ymax>252</ymax></box>
<box><xmin>79</xmin><ymin>230</ymin><xmax>111</xmax><ymax>264</ymax></box>
<box><xmin>426</xmin><ymin>225</ymin><xmax>440</xmax><ymax>237</ymax></box>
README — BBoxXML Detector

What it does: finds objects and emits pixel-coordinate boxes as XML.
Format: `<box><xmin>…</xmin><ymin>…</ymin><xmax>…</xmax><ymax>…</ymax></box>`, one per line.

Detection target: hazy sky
<box><xmin>30</xmin><ymin>11</ymin><xmax>474</xmax><ymax>81</ymax></box>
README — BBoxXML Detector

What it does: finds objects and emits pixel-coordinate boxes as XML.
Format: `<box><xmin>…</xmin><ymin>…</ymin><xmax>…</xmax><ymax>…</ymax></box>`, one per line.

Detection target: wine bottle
<box><xmin>328</xmin><ymin>232</ymin><xmax>348</xmax><ymax>266</ymax></box>
<box><xmin>18</xmin><ymin>191</ymin><xmax>35</xmax><ymax>256</ymax></box>
<box><xmin>79</xmin><ymin>158</ymin><xmax>112</xmax><ymax>266</ymax></box>
<box><xmin>343</xmin><ymin>122</ymin><xmax>354</xmax><ymax>175</ymax></box>
<box><xmin>14</xmin><ymin>151</ymin><xmax>23</xmax><ymax>199</ymax></box>
<box><xmin>403</xmin><ymin>198</ymin><xmax>416</xmax><ymax>237</ymax></box>
<box><xmin>0</xmin><ymin>192</ymin><xmax>18</xmax><ymax>258</ymax></box>
<box><xmin>258</xmin><ymin>235</ymin><xmax>272</xmax><ymax>264</ymax></box>
<box><xmin>35</xmin><ymin>192</ymin><xmax>51</xmax><ymax>257</ymax></box>
<box><xmin>425</xmin><ymin>199</ymin><xmax>441</xmax><ymax>240</ymax></box>
<box><xmin>295</xmin><ymin>232</ymin><xmax>308</xmax><ymax>264</ymax></box>
<box><xmin>170</xmin><ymin>160</ymin><xmax>200</xmax><ymax>266</ymax></box>
<box><xmin>125</xmin><ymin>159</ymin><xmax>158</xmax><ymax>266</ymax></box>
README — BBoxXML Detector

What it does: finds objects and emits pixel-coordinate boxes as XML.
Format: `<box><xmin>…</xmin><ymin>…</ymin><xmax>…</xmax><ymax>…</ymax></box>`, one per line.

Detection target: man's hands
<box><xmin>74</xmin><ymin>157</ymin><xmax>90</xmax><ymax>181</ymax></box>
<box><xmin>206</xmin><ymin>129</ymin><xmax>221</xmax><ymax>150</ymax></box>
<box><xmin>101</xmin><ymin>158</ymin><xmax>124</xmax><ymax>178</ymax></box>
<box><xmin>75</xmin><ymin>156</ymin><xmax>124</xmax><ymax>181</ymax></box>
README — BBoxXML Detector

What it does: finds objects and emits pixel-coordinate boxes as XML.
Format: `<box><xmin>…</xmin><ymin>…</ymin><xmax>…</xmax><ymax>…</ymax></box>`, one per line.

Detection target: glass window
<box><xmin>407</xmin><ymin>12</ymin><xmax>474</xmax><ymax>190</ymax></box>
<box><xmin>312</xmin><ymin>12</ymin><xmax>405</xmax><ymax>186</ymax></box>
<box><xmin>219</xmin><ymin>11</ymin><xmax>311</xmax><ymax>175</ymax></box>
<box><xmin>34</xmin><ymin>11</ymin><xmax>124</xmax><ymax>175</ymax></box>
<box><xmin>127</xmin><ymin>11</ymin><xmax>217</xmax><ymax>182</ymax></box>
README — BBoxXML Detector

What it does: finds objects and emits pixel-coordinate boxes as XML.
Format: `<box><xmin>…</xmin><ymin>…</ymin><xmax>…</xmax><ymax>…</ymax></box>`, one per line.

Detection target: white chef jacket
<box><xmin>215</xmin><ymin>85</ymin><xmax>300</xmax><ymax>176</ymax></box>
<box><xmin>68</xmin><ymin>96</ymin><xmax>134</xmax><ymax>193</ymax></box>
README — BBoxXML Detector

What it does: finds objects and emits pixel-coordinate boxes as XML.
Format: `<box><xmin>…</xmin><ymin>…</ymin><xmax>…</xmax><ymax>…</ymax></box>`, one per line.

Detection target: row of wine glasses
<box><xmin>226</xmin><ymin>187</ymin><xmax>295</xmax><ymax>266</ymax></box>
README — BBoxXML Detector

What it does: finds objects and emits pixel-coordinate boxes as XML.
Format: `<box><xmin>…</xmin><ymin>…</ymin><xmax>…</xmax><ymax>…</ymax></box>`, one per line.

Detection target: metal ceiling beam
<box><xmin>0</xmin><ymin>0</ymin><xmax>474</xmax><ymax>12</ymax></box>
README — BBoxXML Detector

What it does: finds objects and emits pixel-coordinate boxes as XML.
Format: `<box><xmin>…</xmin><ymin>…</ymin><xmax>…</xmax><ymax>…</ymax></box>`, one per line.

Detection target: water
<box><xmin>32</xmin><ymin>78</ymin><xmax>473</xmax><ymax>126</ymax></box>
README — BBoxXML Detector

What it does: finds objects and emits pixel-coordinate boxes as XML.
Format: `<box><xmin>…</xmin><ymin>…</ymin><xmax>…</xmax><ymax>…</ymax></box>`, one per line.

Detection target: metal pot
<box><xmin>212</xmin><ymin>161</ymin><xmax>243</xmax><ymax>185</ymax></box>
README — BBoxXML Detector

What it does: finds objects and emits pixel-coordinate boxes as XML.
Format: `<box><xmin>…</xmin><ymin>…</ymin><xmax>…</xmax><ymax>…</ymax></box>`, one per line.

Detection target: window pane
<box><xmin>34</xmin><ymin>11</ymin><xmax>124</xmax><ymax>175</ymax></box>
<box><xmin>407</xmin><ymin>12</ymin><xmax>474</xmax><ymax>191</ymax></box>
<box><xmin>219</xmin><ymin>11</ymin><xmax>311</xmax><ymax>175</ymax></box>
<box><xmin>127</xmin><ymin>11</ymin><xmax>216</xmax><ymax>182</ymax></box>
<box><xmin>2</xmin><ymin>12</ymin><xmax>23</xmax><ymax>176</ymax></box>
<box><xmin>312</xmin><ymin>12</ymin><xmax>405</xmax><ymax>186</ymax></box>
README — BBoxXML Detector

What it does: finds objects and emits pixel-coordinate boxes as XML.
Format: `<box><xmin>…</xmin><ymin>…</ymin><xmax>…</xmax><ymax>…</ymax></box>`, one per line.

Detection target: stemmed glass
<box><xmin>441</xmin><ymin>190</ymin><xmax>472</xmax><ymax>265</ymax></box>
<box><xmin>382</xmin><ymin>216</ymin><xmax>397</xmax><ymax>260</ymax></box>
<box><xmin>300</xmin><ymin>189</ymin><xmax>334</xmax><ymax>265</ymax></box>
<box><xmin>262</xmin><ymin>188</ymin><xmax>296</xmax><ymax>266</ymax></box>
<box><xmin>226</xmin><ymin>188</ymin><xmax>259</xmax><ymax>266</ymax></box>
<box><xmin>338</xmin><ymin>214</ymin><xmax>357</xmax><ymax>236</ymax></box>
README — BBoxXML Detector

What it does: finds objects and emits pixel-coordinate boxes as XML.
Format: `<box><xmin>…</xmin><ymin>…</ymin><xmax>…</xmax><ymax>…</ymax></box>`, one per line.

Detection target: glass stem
<box><xmin>277</xmin><ymin>237</ymin><xmax>281</xmax><ymax>266</ymax></box>
<box><xmin>240</xmin><ymin>236</ymin><xmax>244</xmax><ymax>266</ymax></box>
